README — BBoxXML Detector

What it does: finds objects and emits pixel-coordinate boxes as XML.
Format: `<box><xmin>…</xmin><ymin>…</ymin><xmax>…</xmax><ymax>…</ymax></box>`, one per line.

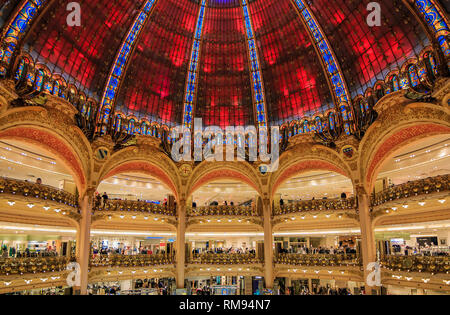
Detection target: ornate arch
<box><xmin>0</xmin><ymin>107</ymin><xmax>92</xmax><ymax>193</ymax></box>
<box><xmin>186</xmin><ymin>161</ymin><xmax>263</xmax><ymax>198</ymax></box>
<box><xmin>97</xmin><ymin>146</ymin><xmax>181</xmax><ymax>200</ymax></box>
<box><xmin>269</xmin><ymin>143</ymin><xmax>354</xmax><ymax>197</ymax></box>
<box><xmin>359</xmin><ymin>96</ymin><xmax>450</xmax><ymax>191</ymax></box>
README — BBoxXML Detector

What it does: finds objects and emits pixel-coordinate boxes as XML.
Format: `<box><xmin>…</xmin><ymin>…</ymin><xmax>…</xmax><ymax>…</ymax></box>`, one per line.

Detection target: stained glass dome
<box><xmin>2</xmin><ymin>0</ymin><xmax>444</xmax><ymax>129</ymax></box>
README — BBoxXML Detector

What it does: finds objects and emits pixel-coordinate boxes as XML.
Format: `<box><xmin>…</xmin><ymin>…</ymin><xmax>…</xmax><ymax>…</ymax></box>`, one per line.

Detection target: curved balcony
<box><xmin>0</xmin><ymin>254</ymin><xmax>175</xmax><ymax>277</ymax></box>
<box><xmin>94</xmin><ymin>200</ymin><xmax>176</xmax><ymax>217</ymax></box>
<box><xmin>187</xmin><ymin>205</ymin><xmax>260</xmax><ymax>217</ymax></box>
<box><xmin>371</xmin><ymin>175</ymin><xmax>449</xmax><ymax>207</ymax></box>
<box><xmin>0</xmin><ymin>256</ymin><xmax>69</xmax><ymax>276</ymax></box>
<box><xmin>189</xmin><ymin>253</ymin><xmax>261</xmax><ymax>265</ymax></box>
<box><xmin>0</xmin><ymin>177</ymin><xmax>77</xmax><ymax>208</ymax></box>
<box><xmin>90</xmin><ymin>254</ymin><xmax>174</xmax><ymax>268</ymax></box>
<box><xmin>381</xmin><ymin>255</ymin><xmax>450</xmax><ymax>274</ymax></box>
<box><xmin>275</xmin><ymin>253</ymin><xmax>361</xmax><ymax>267</ymax></box>
<box><xmin>273</xmin><ymin>198</ymin><xmax>357</xmax><ymax>216</ymax></box>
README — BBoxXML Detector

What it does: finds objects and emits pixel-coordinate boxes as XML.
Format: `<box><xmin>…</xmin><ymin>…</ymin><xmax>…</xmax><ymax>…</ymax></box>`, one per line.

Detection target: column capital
<box><xmin>80</xmin><ymin>186</ymin><xmax>97</xmax><ymax>204</ymax></box>
<box><xmin>355</xmin><ymin>184</ymin><xmax>369</xmax><ymax>197</ymax></box>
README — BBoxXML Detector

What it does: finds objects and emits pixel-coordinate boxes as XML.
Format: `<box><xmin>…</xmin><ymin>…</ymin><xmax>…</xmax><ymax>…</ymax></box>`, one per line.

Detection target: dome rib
<box><xmin>241</xmin><ymin>0</ymin><xmax>268</xmax><ymax>127</ymax></box>
<box><xmin>182</xmin><ymin>0</ymin><xmax>208</xmax><ymax>129</ymax></box>
<box><xmin>0</xmin><ymin>0</ymin><xmax>50</xmax><ymax>75</ymax></box>
<box><xmin>403</xmin><ymin>0</ymin><xmax>450</xmax><ymax>76</ymax></box>
<box><xmin>290</xmin><ymin>0</ymin><xmax>351</xmax><ymax>108</ymax></box>
<box><xmin>100</xmin><ymin>0</ymin><xmax>158</xmax><ymax>116</ymax></box>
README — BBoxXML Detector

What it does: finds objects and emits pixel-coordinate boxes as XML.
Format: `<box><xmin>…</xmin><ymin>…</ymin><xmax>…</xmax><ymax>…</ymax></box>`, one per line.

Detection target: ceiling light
<box><xmin>43</xmin><ymin>206</ymin><xmax>50</xmax><ymax>211</ymax></box>
<box><xmin>438</xmin><ymin>199</ymin><xmax>446</xmax><ymax>204</ymax></box>
<box><xmin>27</xmin><ymin>203</ymin><xmax>35</xmax><ymax>208</ymax></box>
<box><xmin>391</xmin><ymin>207</ymin><xmax>397</xmax><ymax>211</ymax></box>
<box><xmin>418</xmin><ymin>202</ymin><xmax>426</xmax><ymax>206</ymax></box>
<box><xmin>402</xmin><ymin>204</ymin><xmax>409</xmax><ymax>209</ymax></box>
<box><xmin>7</xmin><ymin>201</ymin><xmax>15</xmax><ymax>206</ymax></box>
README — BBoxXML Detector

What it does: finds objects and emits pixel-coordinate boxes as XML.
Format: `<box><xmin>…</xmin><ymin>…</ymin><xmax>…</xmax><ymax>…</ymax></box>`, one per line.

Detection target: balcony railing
<box><xmin>0</xmin><ymin>257</ymin><xmax>69</xmax><ymax>276</ymax></box>
<box><xmin>371</xmin><ymin>174</ymin><xmax>449</xmax><ymax>207</ymax></box>
<box><xmin>273</xmin><ymin>198</ymin><xmax>356</xmax><ymax>216</ymax></box>
<box><xmin>188</xmin><ymin>205</ymin><xmax>259</xmax><ymax>217</ymax></box>
<box><xmin>381</xmin><ymin>255</ymin><xmax>450</xmax><ymax>274</ymax></box>
<box><xmin>189</xmin><ymin>253</ymin><xmax>261</xmax><ymax>265</ymax></box>
<box><xmin>275</xmin><ymin>253</ymin><xmax>360</xmax><ymax>267</ymax></box>
<box><xmin>90</xmin><ymin>254</ymin><xmax>174</xmax><ymax>268</ymax></box>
<box><xmin>94</xmin><ymin>200</ymin><xmax>175</xmax><ymax>216</ymax></box>
<box><xmin>0</xmin><ymin>177</ymin><xmax>77</xmax><ymax>208</ymax></box>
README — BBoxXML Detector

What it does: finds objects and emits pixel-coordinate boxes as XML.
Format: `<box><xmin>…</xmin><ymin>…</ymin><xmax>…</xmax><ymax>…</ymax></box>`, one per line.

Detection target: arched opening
<box><xmin>99</xmin><ymin>161</ymin><xmax>178</xmax><ymax>200</ymax></box>
<box><xmin>0</xmin><ymin>126</ymin><xmax>86</xmax><ymax>193</ymax></box>
<box><xmin>365</xmin><ymin>123</ymin><xmax>450</xmax><ymax>190</ymax></box>
<box><xmin>0</xmin><ymin>138</ymin><xmax>81</xmax><ymax>262</ymax></box>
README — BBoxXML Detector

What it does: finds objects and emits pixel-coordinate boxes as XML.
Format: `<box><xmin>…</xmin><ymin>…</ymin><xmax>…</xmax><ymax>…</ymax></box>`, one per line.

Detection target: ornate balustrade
<box><xmin>188</xmin><ymin>205</ymin><xmax>259</xmax><ymax>217</ymax></box>
<box><xmin>371</xmin><ymin>174</ymin><xmax>449</xmax><ymax>207</ymax></box>
<box><xmin>90</xmin><ymin>254</ymin><xmax>174</xmax><ymax>268</ymax></box>
<box><xmin>273</xmin><ymin>198</ymin><xmax>356</xmax><ymax>216</ymax></box>
<box><xmin>0</xmin><ymin>177</ymin><xmax>77</xmax><ymax>208</ymax></box>
<box><xmin>189</xmin><ymin>253</ymin><xmax>261</xmax><ymax>265</ymax></box>
<box><xmin>381</xmin><ymin>255</ymin><xmax>450</xmax><ymax>274</ymax></box>
<box><xmin>94</xmin><ymin>200</ymin><xmax>175</xmax><ymax>216</ymax></box>
<box><xmin>0</xmin><ymin>256</ymin><xmax>69</xmax><ymax>276</ymax></box>
<box><xmin>275</xmin><ymin>253</ymin><xmax>360</xmax><ymax>267</ymax></box>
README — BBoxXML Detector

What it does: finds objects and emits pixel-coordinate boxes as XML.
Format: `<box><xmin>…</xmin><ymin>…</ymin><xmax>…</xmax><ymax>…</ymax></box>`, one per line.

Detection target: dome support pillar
<box><xmin>357</xmin><ymin>186</ymin><xmax>378</xmax><ymax>296</ymax></box>
<box><xmin>176</xmin><ymin>200</ymin><xmax>187</xmax><ymax>290</ymax></box>
<box><xmin>75</xmin><ymin>190</ymin><xmax>94</xmax><ymax>295</ymax></box>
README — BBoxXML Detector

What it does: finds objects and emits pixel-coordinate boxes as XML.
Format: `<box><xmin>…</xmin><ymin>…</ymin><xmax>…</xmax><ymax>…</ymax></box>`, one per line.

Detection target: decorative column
<box><xmin>356</xmin><ymin>185</ymin><xmax>377</xmax><ymax>295</ymax></box>
<box><xmin>176</xmin><ymin>199</ymin><xmax>187</xmax><ymax>289</ymax></box>
<box><xmin>262</xmin><ymin>198</ymin><xmax>274</xmax><ymax>290</ymax></box>
<box><xmin>76</xmin><ymin>188</ymin><xmax>94</xmax><ymax>295</ymax></box>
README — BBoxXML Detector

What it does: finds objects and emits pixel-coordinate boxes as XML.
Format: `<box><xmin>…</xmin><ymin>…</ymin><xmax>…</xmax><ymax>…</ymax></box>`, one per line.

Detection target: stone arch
<box><xmin>186</xmin><ymin>161</ymin><xmax>263</xmax><ymax>198</ymax></box>
<box><xmin>97</xmin><ymin>146</ymin><xmax>181</xmax><ymax>200</ymax></box>
<box><xmin>269</xmin><ymin>144</ymin><xmax>354</xmax><ymax>198</ymax></box>
<box><xmin>359</xmin><ymin>100</ymin><xmax>450</xmax><ymax>191</ymax></box>
<box><xmin>0</xmin><ymin>107</ymin><xmax>91</xmax><ymax>193</ymax></box>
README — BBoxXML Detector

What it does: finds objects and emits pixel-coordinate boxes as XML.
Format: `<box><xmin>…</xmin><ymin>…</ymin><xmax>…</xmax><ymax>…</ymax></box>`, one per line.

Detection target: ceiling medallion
<box><xmin>94</xmin><ymin>147</ymin><xmax>109</xmax><ymax>162</ymax></box>
<box><xmin>342</xmin><ymin>145</ymin><xmax>356</xmax><ymax>160</ymax></box>
<box><xmin>180</xmin><ymin>164</ymin><xmax>193</xmax><ymax>177</ymax></box>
